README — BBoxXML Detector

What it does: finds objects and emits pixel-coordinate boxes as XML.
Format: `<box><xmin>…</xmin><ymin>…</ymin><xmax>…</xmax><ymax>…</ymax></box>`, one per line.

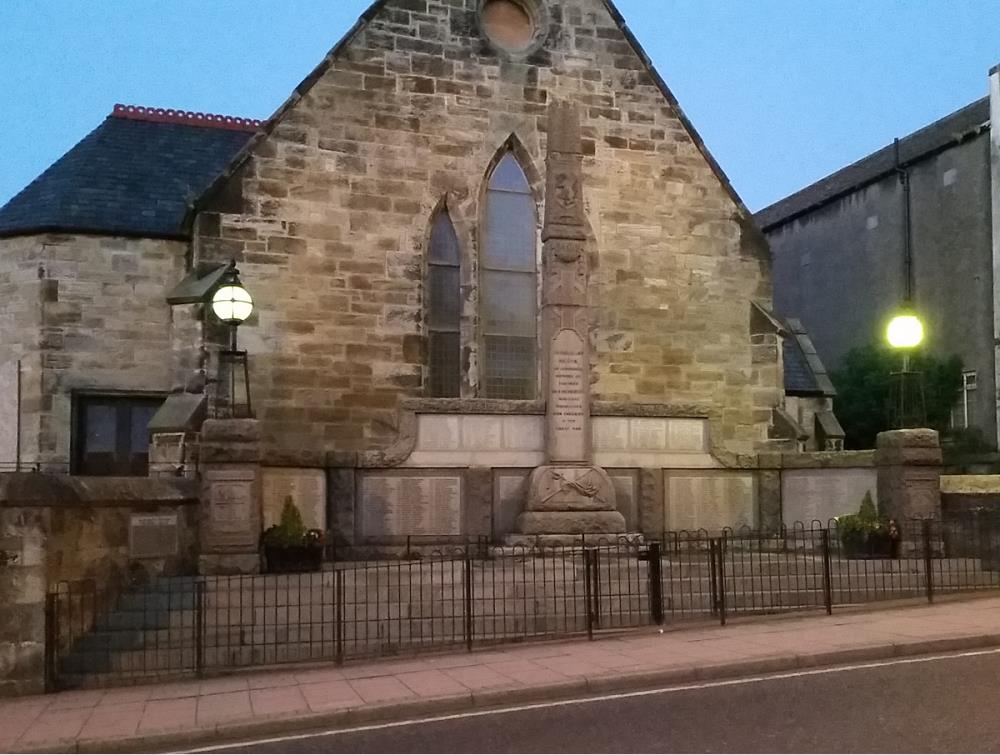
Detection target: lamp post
<box><xmin>211</xmin><ymin>261</ymin><xmax>254</xmax><ymax>418</ymax></box>
<box><xmin>886</xmin><ymin>302</ymin><xmax>926</xmax><ymax>428</ymax></box>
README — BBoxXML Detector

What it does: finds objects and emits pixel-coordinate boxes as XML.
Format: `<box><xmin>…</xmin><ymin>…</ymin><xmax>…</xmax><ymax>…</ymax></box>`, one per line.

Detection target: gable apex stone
<box><xmin>190</xmin><ymin>0</ymin><xmax>753</xmax><ymax>224</ymax></box>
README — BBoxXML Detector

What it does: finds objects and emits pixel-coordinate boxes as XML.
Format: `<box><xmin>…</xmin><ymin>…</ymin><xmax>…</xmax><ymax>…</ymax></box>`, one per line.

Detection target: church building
<box><xmin>0</xmin><ymin>0</ymin><xmax>845</xmax><ymax>549</ymax></box>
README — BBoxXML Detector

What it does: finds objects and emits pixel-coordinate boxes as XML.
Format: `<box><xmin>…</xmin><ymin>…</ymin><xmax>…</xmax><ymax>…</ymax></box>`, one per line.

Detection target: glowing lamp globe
<box><xmin>886</xmin><ymin>313</ymin><xmax>924</xmax><ymax>350</ymax></box>
<box><xmin>212</xmin><ymin>284</ymin><xmax>253</xmax><ymax>324</ymax></box>
<box><xmin>211</xmin><ymin>263</ymin><xmax>253</xmax><ymax>325</ymax></box>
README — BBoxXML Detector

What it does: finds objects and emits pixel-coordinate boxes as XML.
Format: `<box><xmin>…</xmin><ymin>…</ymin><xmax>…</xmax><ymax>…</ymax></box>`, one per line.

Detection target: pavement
<box><xmin>5</xmin><ymin>595</ymin><xmax>1000</xmax><ymax>754</ymax></box>
<box><xmin>220</xmin><ymin>647</ymin><xmax>1000</xmax><ymax>753</ymax></box>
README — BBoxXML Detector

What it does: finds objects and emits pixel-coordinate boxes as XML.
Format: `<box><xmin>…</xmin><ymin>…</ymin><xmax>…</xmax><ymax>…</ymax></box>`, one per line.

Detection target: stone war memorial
<box><xmin>0</xmin><ymin>0</ymin><xmax>946</xmax><ymax>582</ymax></box>
<box><xmin>0</xmin><ymin>0</ymin><xmax>974</xmax><ymax>700</ymax></box>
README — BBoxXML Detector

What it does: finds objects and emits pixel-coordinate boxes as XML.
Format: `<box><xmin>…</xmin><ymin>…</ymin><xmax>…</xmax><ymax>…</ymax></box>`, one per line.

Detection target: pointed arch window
<box><xmin>481</xmin><ymin>153</ymin><xmax>537</xmax><ymax>399</ymax></box>
<box><xmin>427</xmin><ymin>210</ymin><xmax>462</xmax><ymax>397</ymax></box>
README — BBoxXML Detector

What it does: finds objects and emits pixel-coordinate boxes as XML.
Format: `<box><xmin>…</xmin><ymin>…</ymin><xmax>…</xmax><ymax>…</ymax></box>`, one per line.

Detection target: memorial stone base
<box><xmin>509</xmin><ymin>465</ymin><xmax>627</xmax><ymax>544</ymax></box>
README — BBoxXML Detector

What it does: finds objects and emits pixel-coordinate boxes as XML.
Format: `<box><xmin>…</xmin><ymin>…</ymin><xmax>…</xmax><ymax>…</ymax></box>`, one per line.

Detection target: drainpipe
<box><xmin>894</xmin><ymin>138</ymin><xmax>914</xmax><ymax>302</ymax></box>
<box><xmin>990</xmin><ymin>64</ymin><xmax>1000</xmax><ymax>449</ymax></box>
<box><xmin>15</xmin><ymin>358</ymin><xmax>21</xmax><ymax>472</ymax></box>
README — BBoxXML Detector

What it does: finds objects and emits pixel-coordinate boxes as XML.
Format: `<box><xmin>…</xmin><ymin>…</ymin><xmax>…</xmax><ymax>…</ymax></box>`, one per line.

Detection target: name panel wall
<box><xmin>664</xmin><ymin>471</ymin><xmax>756</xmax><ymax>532</ymax></box>
<box><xmin>781</xmin><ymin>469</ymin><xmax>877</xmax><ymax>526</ymax></box>
<box><xmin>404</xmin><ymin>414</ymin><xmax>719</xmax><ymax>469</ymax></box>
<box><xmin>593</xmin><ymin>417</ymin><xmax>718</xmax><ymax>468</ymax></box>
<box><xmin>262</xmin><ymin>467</ymin><xmax>327</xmax><ymax>531</ymax></box>
<box><xmin>358</xmin><ymin>470</ymin><xmax>464</xmax><ymax>538</ymax></box>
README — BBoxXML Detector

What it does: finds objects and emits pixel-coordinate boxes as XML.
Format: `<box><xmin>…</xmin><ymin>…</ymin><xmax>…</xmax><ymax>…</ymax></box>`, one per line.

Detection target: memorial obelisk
<box><xmin>512</xmin><ymin>101</ymin><xmax>626</xmax><ymax>542</ymax></box>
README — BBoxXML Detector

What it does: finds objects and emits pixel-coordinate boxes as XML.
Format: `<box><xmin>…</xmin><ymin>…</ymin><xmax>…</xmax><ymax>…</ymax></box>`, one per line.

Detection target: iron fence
<box><xmin>45</xmin><ymin>517</ymin><xmax>1000</xmax><ymax>691</ymax></box>
<box><xmin>47</xmin><ymin>538</ymin><xmax>648</xmax><ymax>690</ymax></box>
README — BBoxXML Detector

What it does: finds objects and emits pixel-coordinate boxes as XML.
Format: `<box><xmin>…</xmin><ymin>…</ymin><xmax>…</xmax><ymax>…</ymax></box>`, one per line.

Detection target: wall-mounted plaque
<box><xmin>129</xmin><ymin>513</ymin><xmax>179</xmax><ymax>559</ymax></box>
<box><xmin>360</xmin><ymin>473</ymin><xmax>462</xmax><ymax>537</ymax></box>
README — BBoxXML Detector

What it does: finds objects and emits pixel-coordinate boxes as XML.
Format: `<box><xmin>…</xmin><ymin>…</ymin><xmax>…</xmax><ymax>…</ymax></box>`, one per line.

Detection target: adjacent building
<box><xmin>758</xmin><ymin>65</ymin><xmax>1000</xmax><ymax>449</ymax></box>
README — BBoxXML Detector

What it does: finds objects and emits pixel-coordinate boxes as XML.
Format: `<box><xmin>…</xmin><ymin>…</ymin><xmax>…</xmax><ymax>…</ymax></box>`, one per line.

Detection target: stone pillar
<box><xmin>875</xmin><ymin>429</ymin><xmax>942</xmax><ymax>521</ymax></box>
<box><xmin>512</xmin><ymin>101</ymin><xmax>626</xmax><ymax>543</ymax></box>
<box><xmin>198</xmin><ymin>419</ymin><xmax>262</xmax><ymax>574</ymax></box>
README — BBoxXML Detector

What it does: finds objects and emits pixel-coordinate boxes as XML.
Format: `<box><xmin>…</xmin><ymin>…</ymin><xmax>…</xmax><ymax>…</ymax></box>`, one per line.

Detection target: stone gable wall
<box><xmin>194</xmin><ymin>0</ymin><xmax>776</xmax><ymax>463</ymax></box>
<box><xmin>0</xmin><ymin>234</ymin><xmax>190</xmax><ymax>465</ymax></box>
<box><xmin>0</xmin><ymin>236</ymin><xmax>48</xmax><ymax>467</ymax></box>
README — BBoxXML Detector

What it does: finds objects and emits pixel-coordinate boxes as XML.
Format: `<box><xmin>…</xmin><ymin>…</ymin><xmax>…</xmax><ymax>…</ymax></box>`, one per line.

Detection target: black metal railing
<box><xmin>45</xmin><ymin>517</ymin><xmax>1000</xmax><ymax>691</ymax></box>
<box><xmin>46</xmin><ymin>538</ymin><xmax>648</xmax><ymax>690</ymax></box>
<box><xmin>658</xmin><ymin>517</ymin><xmax>1000</xmax><ymax>625</ymax></box>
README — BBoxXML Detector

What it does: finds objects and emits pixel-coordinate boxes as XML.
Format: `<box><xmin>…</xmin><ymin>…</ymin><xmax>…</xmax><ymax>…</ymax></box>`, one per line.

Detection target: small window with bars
<box><xmin>427</xmin><ymin>210</ymin><xmax>462</xmax><ymax>397</ymax></box>
<box><xmin>481</xmin><ymin>153</ymin><xmax>537</xmax><ymax>399</ymax></box>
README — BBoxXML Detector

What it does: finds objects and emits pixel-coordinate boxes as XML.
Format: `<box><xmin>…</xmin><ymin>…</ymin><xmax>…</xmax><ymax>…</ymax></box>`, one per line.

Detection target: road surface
<box><xmin>195</xmin><ymin>648</ymin><xmax>1000</xmax><ymax>753</ymax></box>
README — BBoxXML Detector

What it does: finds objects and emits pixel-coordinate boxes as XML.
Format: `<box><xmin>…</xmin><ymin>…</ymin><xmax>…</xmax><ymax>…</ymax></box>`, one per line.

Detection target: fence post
<box><xmin>592</xmin><ymin>547</ymin><xmax>602</xmax><ymax>629</ymax></box>
<box><xmin>647</xmin><ymin>541</ymin><xmax>664</xmax><ymax>625</ymax></box>
<box><xmin>583</xmin><ymin>548</ymin><xmax>595</xmax><ymax>641</ymax></box>
<box><xmin>335</xmin><ymin>569</ymin><xmax>345</xmax><ymax>666</ymax></box>
<box><xmin>195</xmin><ymin>581</ymin><xmax>205</xmax><ymax>677</ymax></box>
<box><xmin>464</xmin><ymin>555</ymin><xmax>474</xmax><ymax>652</ymax></box>
<box><xmin>821</xmin><ymin>528</ymin><xmax>833</xmax><ymax>615</ymax></box>
<box><xmin>44</xmin><ymin>592</ymin><xmax>57</xmax><ymax>692</ymax></box>
<box><xmin>708</xmin><ymin>539</ymin><xmax>719</xmax><ymax>617</ymax></box>
<box><xmin>923</xmin><ymin>519</ymin><xmax>934</xmax><ymax>604</ymax></box>
<box><xmin>715</xmin><ymin>538</ymin><xmax>727</xmax><ymax>626</ymax></box>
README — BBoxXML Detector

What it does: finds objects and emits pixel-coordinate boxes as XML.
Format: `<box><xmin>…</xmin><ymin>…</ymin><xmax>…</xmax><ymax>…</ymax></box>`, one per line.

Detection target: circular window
<box><xmin>481</xmin><ymin>0</ymin><xmax>536</xmax><ymax>53</ymax></box>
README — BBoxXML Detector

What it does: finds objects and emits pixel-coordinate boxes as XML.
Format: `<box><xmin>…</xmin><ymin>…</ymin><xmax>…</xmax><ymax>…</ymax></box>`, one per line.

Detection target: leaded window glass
<box><xmin>482</xmin><ymin>153</ymin><xmax>537</xmax><ymax>399</ymax></box>
<box><xmin>427</xmin><ymin>210</ymin><xmax>461</xmax><ymax>397</ymax></box>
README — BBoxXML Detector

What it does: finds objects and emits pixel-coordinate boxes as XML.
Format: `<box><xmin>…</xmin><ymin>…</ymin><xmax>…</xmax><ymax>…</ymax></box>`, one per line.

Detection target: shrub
<box><xmin>261</xmin><ymin>498</ymin><xmax>324</xmax><ymax>549</ymax></box>
<box><xmin>836</xmin><ymin>491</ymin><xmax>898</xmax><ymax>557</ymax></box>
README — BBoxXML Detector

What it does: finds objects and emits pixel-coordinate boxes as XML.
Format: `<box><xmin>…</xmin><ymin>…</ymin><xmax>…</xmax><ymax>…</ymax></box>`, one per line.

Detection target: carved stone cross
<box><xmin>511</xmin><ymin>101</ymin><xmax>627</xmax><ymax>543</ymax></box>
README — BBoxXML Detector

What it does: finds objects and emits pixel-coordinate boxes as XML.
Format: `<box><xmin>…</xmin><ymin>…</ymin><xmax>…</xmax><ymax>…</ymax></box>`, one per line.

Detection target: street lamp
<box><xmin>886</xmin><ymin>302</ymin><xmax>926</xmax><ymax>428</ymax></box>
<box><xmin>886</xmin><ymin>309</ymin><xmax>924</xmax><ymax>351</ymax></box>
<box><xmin>211</xmin><ymin>261</ymin><xmax>254</xmax><ymax>418</ymax></box>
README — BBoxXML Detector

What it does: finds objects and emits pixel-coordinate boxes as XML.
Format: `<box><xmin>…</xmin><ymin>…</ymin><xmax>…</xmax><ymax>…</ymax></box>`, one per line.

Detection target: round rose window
<box><xmin>481</xmin><ymin>0</ymin><xmax>536</xmax><ymax>53</ymax></box>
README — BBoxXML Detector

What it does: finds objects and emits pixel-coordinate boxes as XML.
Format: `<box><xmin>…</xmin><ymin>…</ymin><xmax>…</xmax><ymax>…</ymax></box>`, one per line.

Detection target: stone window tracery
<box><xmin>427</xmin><ymin>209</ymin><xmax>462</xmax><ymax>398</ymax></box>
<box><xmin>481</xmin><ymin>152</ymin><xmax>537</xmax><ymax>399</ymax></box>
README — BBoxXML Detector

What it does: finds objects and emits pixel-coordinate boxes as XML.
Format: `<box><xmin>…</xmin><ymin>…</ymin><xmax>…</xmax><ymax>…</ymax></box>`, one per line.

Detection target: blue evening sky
<box><xmin>0</xmin><ymin>1</ymin><xmax>996</xmax><ymax>212</ymax></box>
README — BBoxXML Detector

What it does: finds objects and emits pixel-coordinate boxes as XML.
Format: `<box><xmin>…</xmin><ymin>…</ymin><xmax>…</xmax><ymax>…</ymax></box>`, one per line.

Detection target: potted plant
<box><xmin>261</xmin><ymin>498</ymin><xmax>325</xmax><ymax>573</ymax></box>
<box><xmin>836</xmin><ymin>491</ymin><xmax>896</xmax><ymax>559</ymax></box>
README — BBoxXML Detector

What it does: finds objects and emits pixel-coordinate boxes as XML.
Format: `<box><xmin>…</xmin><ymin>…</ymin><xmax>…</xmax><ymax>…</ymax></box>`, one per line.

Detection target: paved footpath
<box><xmin>5</xmin><ymin>595</ymin><xmax>1000</xmax><ymax>754</ymax></box>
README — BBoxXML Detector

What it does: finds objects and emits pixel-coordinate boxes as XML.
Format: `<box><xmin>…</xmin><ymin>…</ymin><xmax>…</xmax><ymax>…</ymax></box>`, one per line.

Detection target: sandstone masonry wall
<box><xmin>194</xmin><ymin>0</ymin><xmax>775</xmax><ymax>463</ymax></box>
<box><xmin>0</xmin><ymin>234</ymin><xmax>189</xmax><ymax>465</ymax></box>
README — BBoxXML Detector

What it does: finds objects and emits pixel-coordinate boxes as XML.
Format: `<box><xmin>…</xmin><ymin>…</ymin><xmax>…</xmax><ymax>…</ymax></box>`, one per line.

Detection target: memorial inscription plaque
<box><xmin>209</xmin><ymin>477</ymin><xmax>254</xmax><ymax>534</ymax></box>
<box><xmin>550</xmin><ymin>328</ymin><xmax>587</xmax><ymax>461</ymax></box>
<box><xmin>129</xmin><ymin>514</ymin><xmax>179</xmax><ymax>559</ymax></box>
<box><xmin>262</xmin><ymin>468</ymin><xmax>326</xmax><ymax>530</ymax></box>
<box><xmin>781</xmin><ymin>470</ymin><xmax>877</xmax><ymax>526</ymax></box>
<box><xmin>666</xmin><ymin>472</ymin><xmax>755</xmax><ymax>531</ymax></box>
<box><xmin>361</xmin><ymin>474</ymin><xmax>463</xmax><ymax>537</ymax></box>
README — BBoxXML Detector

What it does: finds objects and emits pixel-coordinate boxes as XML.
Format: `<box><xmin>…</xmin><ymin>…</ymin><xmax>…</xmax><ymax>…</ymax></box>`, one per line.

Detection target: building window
<box><xmin>427</xmin><ymin>210</ymin><xmax>462</xmax><ymax>397</ymax></box>
<box><xmin>73</xmin><ymin>395</ymin><xmax>163</xmax><ymax>476</ymax></box>
<box><xmin>481</xmin><ymin>152</ymin><xmax>537</xmax><ymax>399</ymax></box>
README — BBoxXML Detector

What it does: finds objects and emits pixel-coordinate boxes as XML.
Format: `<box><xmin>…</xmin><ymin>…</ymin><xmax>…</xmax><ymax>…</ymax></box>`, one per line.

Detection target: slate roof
<box><xmin>783</xmin><ymin>318</ymin><xmax>836</xmax><ymax>397</ymax></box>
<box><xmin>0</xmin><ymin>106</ymin><xmax>256</xmax><ymax>239</ymax></box>
<box><xmin>783</xmin><ymin>338</ymin><xmax>819</xmax><ymax>394</ymax></box>
<box><xmin>756</xmin><ymin>97</ymin><xmax>990</xmax><ymax>231</ymax></box>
